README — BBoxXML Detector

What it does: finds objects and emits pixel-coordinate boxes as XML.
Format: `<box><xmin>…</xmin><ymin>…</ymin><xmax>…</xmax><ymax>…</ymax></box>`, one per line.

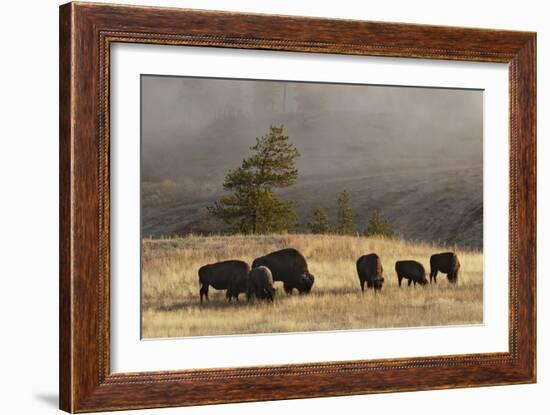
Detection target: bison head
<box><xmin>448</xmin><ymin>271</ymin><xmax>459</xmax><ymax>284</ymax></box>
<box><xmin>297</xmin><ymin>272</ymin><xmax>314</xmax><ymax>294</ymax></box>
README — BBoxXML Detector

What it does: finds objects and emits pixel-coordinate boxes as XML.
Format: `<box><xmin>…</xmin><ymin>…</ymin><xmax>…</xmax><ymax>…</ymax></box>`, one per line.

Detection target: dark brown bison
<box><xmin>430</xmin><ymin>252</ymin><xmax>460</xmax><ymax>284</ymax></box>
<box><xmin>356</xmin><ymin>254</ymin><xmax>384</xmax><ymax>292</ymax></box>
<box><xmin>198</xmin><ymin>260</ymin><xmax>250</xmax><ymax>303</ymax></box>
<box><xmin>252</xmin><ymin>248</ymin><xmax>314</xmax><ymax>294</ymax></box>
<box><xmin>247</xmin><ymin>266</ymin><xmax>275</xmax><ymax>302</ymax></box>
<box><xmin>395</xmin><ymin>260</ymin><xmax>428</xmax><ymax>287</ymax></box>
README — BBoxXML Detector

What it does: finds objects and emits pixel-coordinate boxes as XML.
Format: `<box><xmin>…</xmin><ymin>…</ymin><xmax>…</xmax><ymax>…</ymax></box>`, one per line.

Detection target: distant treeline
<box><xmin>308</xmin><ymin>192</ymin><xmax>393</xmax><ymax>237</ymax></box>
<box><xmin>209</xmin><ymin>125</ymin><xmax>393</xmax><ymax>238</ymax></box>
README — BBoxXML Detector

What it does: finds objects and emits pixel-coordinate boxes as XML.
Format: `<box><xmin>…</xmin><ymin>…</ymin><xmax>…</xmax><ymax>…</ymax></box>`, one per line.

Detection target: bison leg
<box><xmin>284</xmin><ymin>283</ymin><xmax>293</xmax><ymax>295</ymax></box>
<box><xmin>200</xmin><ymin>284</ymin><xmax>209</xmax><ymax>303</ymax></box>
<box><xmin>408</xmin><ymin>279</ymin><xmax>412</xmax><ymax>287</ymax></box>
<box><xmin>360</xmin><ymin>279</ymin><xmax>365</xmax><ymax>293</ymax></box>
<box><xmin>430</xmin><ymin>269</ymin><xmax>438</xmax><ymax>284</ymax></box>
<box><xmin>398</xmin><ymin>275</ymin><xmax>403</xmax><ymax>287</ymax></box>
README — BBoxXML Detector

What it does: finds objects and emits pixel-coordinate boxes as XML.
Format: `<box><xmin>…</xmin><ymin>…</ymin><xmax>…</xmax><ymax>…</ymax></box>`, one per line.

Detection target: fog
<box><xmin>141</xmin><ymin>75</ymin><xmax>483</xmax><ymax>248</ymax></box>
<box><xmin>141</xmin><ymin>75</ymin><xmax>482</xmax><ymax>183</ymax></box>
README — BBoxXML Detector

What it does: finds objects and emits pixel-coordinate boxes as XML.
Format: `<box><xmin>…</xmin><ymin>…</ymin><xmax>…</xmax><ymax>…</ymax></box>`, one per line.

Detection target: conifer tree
<box><xmin>209</xmin><ymin>125</ymin><xmax>299</xmax><ymax>234</ymax></box>
<box><xmin>308</xmin><ymin>207</ymin><xmax>330</xmax><ymax>234</ymax></box>
<box><xmin>336</xmin><ymin>190</ymin><xmax>356</xmax><ymax>235</ymax></box>
<box><xmin>364</xmin><ymin>210</ymin><xmax>394</xmax><ymax>238</ymax></box>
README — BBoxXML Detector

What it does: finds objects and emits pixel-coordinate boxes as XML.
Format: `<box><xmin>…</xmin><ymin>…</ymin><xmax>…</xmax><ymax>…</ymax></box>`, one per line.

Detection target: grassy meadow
<box><xmin>141</xmin><ymin>234</ymin><xmax>483</xmax><ymax>338</ymax></box>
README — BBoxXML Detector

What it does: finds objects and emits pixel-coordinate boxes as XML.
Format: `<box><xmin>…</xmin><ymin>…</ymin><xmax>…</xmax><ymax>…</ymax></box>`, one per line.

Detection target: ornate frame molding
<box><xmin>60</xmin><ymin>2</ymin><xmax>536</xmax><ymax>412</ymax></box>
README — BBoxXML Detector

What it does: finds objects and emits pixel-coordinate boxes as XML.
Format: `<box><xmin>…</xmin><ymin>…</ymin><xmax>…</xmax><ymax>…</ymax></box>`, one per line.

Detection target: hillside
<box><xmin>141</xmin><ymin>89</ymin><xmax>482</xmax><ymax>250</ymax></box>
<box><xmin>142</xmin><ymin>163</ymin><xmax>482</xmax><ymax>249</ymax></box>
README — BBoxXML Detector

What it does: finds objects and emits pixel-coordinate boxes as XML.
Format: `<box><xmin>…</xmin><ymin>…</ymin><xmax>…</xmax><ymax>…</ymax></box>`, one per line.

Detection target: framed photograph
<box><xmin>59</xmin><ymin>2</ymin><xmax>536</xmax><ymax>412</ymax></box>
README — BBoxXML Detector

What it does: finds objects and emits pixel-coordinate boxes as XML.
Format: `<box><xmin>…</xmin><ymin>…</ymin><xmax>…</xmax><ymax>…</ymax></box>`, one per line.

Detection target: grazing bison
<box><xmin>430</xmin><ymin>252</ymin><xmax>460</xmax><ymax>284</ymax></box>
<box><xmin>198</xmin><ymin>260</ymin><xmax>250</xmax><ymax>303</ymax></box>
<box><xmin>356</xmin><ymin>254</ymin><xmax>384</xmax><ymax>292</ymax></box>
<box><xmin>247</xmin><ymin>266</ymin><xmax>275</xmax><ymax>302</ymax></box>
<box><xmin>395</xmin><ymin>260</ymin><xmax>428</xmax><ymax>287</ymax></box>
<box><xmin>252</xmin><ymin>248</ymin><xmax>315</xmax><ymax>294</ymax></box>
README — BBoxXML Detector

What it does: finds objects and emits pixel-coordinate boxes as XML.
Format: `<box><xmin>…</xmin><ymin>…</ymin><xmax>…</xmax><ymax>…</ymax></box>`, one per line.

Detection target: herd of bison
<box><xmin>198</xmin><ymin>248</ymin><xmax>461</xmax><ymax>304</ymax></box>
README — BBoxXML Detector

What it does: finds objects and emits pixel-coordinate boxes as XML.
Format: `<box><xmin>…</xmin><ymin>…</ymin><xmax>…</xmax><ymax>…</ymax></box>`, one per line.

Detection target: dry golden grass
<box><xmin>142</xmin><ymin>234</ymin><xmax>483</xmax><ymax>338</ymax></box>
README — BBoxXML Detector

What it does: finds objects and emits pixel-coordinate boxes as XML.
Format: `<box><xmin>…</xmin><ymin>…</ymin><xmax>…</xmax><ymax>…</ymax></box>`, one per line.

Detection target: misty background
<box><xmin>141</xmin><ymin>75</ymin><xmax>483</xmax><ymax>249</ymax></box>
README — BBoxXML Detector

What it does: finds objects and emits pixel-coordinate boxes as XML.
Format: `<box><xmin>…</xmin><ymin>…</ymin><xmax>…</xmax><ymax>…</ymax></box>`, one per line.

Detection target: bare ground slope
<box><xmin>143</xmin><ymin>165</ymin><xmax>482</xmax><ymax>249</ymax></box>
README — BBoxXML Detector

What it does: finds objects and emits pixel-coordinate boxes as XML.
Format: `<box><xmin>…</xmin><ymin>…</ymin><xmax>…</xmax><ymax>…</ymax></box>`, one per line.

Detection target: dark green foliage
<box><xmin>208</xmin><ymin>126</ymin><xmax>299</xmax><ymax>234</ymax></box>
<box><xmin>308</xmin><ymin>207</ymin><xmax>330</xmax><ymax>234</ymax></box>
<box><xmin>364</xmin><ymin>210</ymin><xmax>394</xmax><ymax>238</ymax></box>
<box><xmin>336</xmin><ymin>190</ymin><xmax>356</xmax><ymax>235</ymax></box>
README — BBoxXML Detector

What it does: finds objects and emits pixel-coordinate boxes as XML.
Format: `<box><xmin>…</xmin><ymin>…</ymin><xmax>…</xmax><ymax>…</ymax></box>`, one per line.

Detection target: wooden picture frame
<box><xmin>59</xmin><ymin>2</ymin><xmax>536</xmax><ymax>412</ymax></box>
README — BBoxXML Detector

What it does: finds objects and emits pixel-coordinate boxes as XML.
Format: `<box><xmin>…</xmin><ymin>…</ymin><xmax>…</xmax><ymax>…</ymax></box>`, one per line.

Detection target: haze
<box><xmin>141</xmin><ymin>75</ymin><xmax>483</xmax><ymax>249</ymax></box>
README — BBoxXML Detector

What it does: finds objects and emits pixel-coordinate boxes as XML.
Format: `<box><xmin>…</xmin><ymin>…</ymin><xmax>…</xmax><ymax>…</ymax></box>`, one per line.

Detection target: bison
<box><xmin>198</xmin><ymin>260</ymin><xmax>250</xmax><ymax>303</ymax></box>
<box><xmin>252</xmin><ymin>248</ymin><xmax>315</xmax><ymax>294</ymax></box>
<box><xmin>247</xmin><ymin>266</ymin><xmax>275</xmax><ymax>302</ymax></box>
<box><xmin>356</xmin><ymin>254</ymin><xmax>384</xmax><ymax>292</ymax></box>
<box><xmin>395</xmin><ymin>260</ymin><xmax>428</xmax><ymax>287</ymax></box>
<box><xmin>430</xmin><ymin>252</ymin><xmax>460</xmax><ymax>284</ymax></box>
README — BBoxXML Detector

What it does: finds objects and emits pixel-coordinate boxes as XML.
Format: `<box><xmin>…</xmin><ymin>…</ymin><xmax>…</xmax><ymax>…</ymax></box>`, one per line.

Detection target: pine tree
<box><xmin>364</xmin><ymin>210</ymin><xmax>394</xmax><ymax>238</ymax></box>
<box><xmin>208</xmin><ymin>125</ymin><xmax>300</xmax><ymax>234</ymax></box>
<box><xmin>308</xmin><ymin>207</ymin><xmax>330</xmax><ymax>234</ymax></box>
<box><xmin>336</xmin><ymin>190</ymin><xmax>355</xmax><ymax>235</ymax></box>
